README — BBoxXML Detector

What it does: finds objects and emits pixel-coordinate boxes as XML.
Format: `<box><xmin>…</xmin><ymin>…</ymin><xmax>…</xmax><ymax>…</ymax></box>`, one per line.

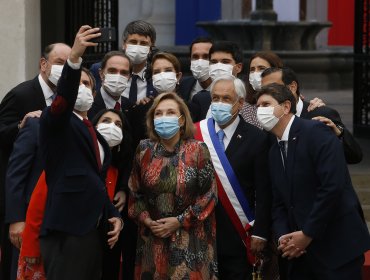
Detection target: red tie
<box><xmin>114</xmin><ymin>101</ymin><xmax>121</xmax><ymax>111</ymax></box>
<box><xmin>83</xmin><ymin>118</ymin><xmax>102</xmax><ymax>170</ymax></box>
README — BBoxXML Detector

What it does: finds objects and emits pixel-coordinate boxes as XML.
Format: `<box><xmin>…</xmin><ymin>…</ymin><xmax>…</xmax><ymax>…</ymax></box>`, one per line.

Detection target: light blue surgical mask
<box><xmin>154</xmin><ymin>116</ymin><xmax>182</xmax><ymax>140</ymax></box>
<box><xmin>211</xmin><ymin>101</ymin><xmax>238</xmax><ymax>125</ymax></box>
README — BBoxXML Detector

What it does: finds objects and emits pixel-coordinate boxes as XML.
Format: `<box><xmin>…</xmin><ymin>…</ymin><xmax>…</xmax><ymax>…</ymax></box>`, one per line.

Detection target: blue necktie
<box><xmin>278</xmin><ymin>141</ymin><xmax>287</xmax><ymax>168</ymax></box>
<box><xmin>217</xmin><ymin>130</ymin><xmax>225</xmax><ymax>151</ymax></box>
<box><xmin>129</xmin><ymin>74</ymin><xmax>138</xmax><ymax>103</ymax></box>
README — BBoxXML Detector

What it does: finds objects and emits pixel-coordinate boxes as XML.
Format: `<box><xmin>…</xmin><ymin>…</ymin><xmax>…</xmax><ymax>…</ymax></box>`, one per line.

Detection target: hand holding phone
<box><xmin>90</xmin><ymin>27</ymin><xmax>116</xmax><ymax>43</ymax></box>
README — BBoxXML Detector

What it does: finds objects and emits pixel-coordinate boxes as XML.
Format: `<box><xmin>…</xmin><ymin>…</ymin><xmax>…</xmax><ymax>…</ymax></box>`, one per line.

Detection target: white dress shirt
<box><xmin>190</xmin><ymin>80</ymin><xmax>211</xmax><ymax>100</ymax></box>
<box><xmin>295</xmin><ymin>98</ymin><xmax>304</xmax><ymax>117</ymax></box>
<box><xmin>214</xmin><ymin>115</ymin><xmax>240</xmax><ymax>150</ymax></box>
<box><xmin>122</xmin><ymin>66</ymin><xmax>148</xmax><ymax>101</ymax></box>
<box><xmin>38</xmin><ymin>74</ymin><xmax>55</xmax><ymax>106</ymax></box>
<box><xmin>101</xmin><ymin>87</ymin><xmax>120</xmax><ymax>109</ymax></box>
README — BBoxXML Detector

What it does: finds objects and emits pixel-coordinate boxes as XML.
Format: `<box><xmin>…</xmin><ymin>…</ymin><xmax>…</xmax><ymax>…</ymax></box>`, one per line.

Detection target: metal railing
<box><xmin>354</xmin><ymin>0</ymin><xmax>370</xmax><ymax>137</ymax></box>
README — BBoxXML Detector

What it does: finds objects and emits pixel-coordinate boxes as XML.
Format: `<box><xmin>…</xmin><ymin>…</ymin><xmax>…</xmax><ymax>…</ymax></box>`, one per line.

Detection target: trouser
<box><xmin>40</xmin><ymin>229</ymin><xmax>102</xmax><ymax>280</ymax></box>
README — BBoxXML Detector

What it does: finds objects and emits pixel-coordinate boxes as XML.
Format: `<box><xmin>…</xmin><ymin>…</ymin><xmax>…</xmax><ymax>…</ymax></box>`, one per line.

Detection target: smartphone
<box><xmin>91</xmin><ymin>27</ymin><xmax>116</xmax><ymax>43</ymax></box>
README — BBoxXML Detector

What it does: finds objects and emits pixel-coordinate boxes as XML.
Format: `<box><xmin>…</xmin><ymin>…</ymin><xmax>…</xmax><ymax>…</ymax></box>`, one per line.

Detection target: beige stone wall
<box><xmin>0</xmin><ymin>0</ymin><xmax>40</xmax><ymax>101</ymax></box>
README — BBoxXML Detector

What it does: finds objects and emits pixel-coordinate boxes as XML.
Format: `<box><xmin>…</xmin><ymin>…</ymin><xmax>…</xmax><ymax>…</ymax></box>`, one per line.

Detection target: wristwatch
<box><xmin>336</xmin><ymin>124</ymin><xmax>344</xmax><ymax>138</ymax></box>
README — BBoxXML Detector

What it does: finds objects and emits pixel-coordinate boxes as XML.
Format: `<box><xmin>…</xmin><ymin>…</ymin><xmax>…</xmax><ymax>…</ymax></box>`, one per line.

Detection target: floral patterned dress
<box><xmin>129</xmin><ymin>139</ymin><xmax>218</xmax><ymax>280</ymax></box>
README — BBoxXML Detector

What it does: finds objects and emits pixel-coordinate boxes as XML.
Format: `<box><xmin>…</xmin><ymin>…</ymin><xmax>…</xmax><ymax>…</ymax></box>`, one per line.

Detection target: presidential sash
<box><xmin>195</xmin><ymin>118</ymin><xmax>255</xmax><ymax>263</ymax></box>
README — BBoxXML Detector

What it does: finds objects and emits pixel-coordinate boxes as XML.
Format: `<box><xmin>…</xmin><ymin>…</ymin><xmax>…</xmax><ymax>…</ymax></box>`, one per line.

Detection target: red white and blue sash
<box><xmin>195</xmin><ymin>119</ymin><xmax>255</xmax><ymax>241</ymax></box>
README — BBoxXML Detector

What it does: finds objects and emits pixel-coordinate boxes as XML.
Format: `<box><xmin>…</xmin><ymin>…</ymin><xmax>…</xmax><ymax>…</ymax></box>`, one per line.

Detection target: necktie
<box><xmin>83</xmin><ymin>118</ymin><xmax>102</xmax><ymax>170</ymax></box>
<box><xmin>217</xmin><ymin>130</ymin><xmax>225</xmax><ymax>151</ymax></box>
<box><xmin>114</xmin><ymin>101</ymin><xmax>121</xmax><ymax>111</ymax></box>
<box><xmin>278</xmin><ymin>141</ymin><xmax>287</xmax><ymax>168</ymax></box>
<box><xmin>129</xmin><ymin>74</ymin><xmax>139</xmax><ymax>104</ymax></box>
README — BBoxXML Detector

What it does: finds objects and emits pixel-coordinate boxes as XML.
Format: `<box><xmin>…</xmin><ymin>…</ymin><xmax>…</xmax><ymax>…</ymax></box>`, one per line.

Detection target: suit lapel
<box><xmin>225</xmin><ymin>120</ymin><xmax>246</xmax><ymax>157</ymax></box>
<box><xmin>286</xmin><ymin>118</ymin><xmax>300</xmax><ymax>193</ymax></box>
<box><xmin>299</xmin><ymin>100</ymin><xmax>310</xmax><ymax>118</ymax></box>
<box><xmin>33</xmin><ymin>77</ymin><xmax>47</xmax><ymax>109</ymax></box>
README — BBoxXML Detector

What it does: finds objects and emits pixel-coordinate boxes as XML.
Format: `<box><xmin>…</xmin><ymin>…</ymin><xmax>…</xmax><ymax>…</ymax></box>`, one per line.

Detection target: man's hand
<box><xmin>9</xmin><ymin>221</ymin><xmax>25</xmax><ymax>249</ymax></box>
<box><xmin>307</xmin><ymin>97</ymin><xmax>325</xmax><ymax>112</ymax></box>
<box><xmin>278</xmin><ymin>231</ymin><xmax>312</xmax><ymax>259</ymax></box>
<box><xmin>107</xmin><ymin>217</ymin><xmax>123</xmax><ymax>249</ymax></box>
<box><xmin>19</xmin><ymin>110</ymin><xmax>42</xmax><ymax>129</ymax></box>
<box><xmin>312</xmin><ymin>116</ymin><xmax>342</xmax><ymax>136</ymax></box>
<box><xmin>136</xmin><ymin>97</ymin><xmax>152</xmax><ymax>106</ymax></box>
<box><xmin>150</xmin><ymin>217</ymin><xmax>181</xmax><ymax>238</ymax></box>
<box><xmin>113</xmin><ymin>191</ymin><xmax>126</xmax><ymax>212</ymax></box>
<box><xmin>250</xmin><ymin>237</ymin><xmax>267</xmax><ymax>255</ymax></box>
<box><xmin>69</xmin><ymin>25</ymin><xmax>100</xmax><ymax>63</ymax></box>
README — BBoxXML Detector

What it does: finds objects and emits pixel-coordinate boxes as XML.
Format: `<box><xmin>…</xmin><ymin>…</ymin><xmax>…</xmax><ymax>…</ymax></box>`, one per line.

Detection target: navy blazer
<box><xmin>5</xmin><ymin>117</ymin><xmax>43</xmax><ymax>223</ymax></box>
<box><xmin>216</xmin><ymin>117</ymin><xmax>271</xmax><ymax>256</ymax></box>
<box><xmin>39</xmin><ymin>62</ymin><xmax>119</xmax><ymax>236</ymax></box>
<box><xmin>270</xmin><ymin>117</ymin><xmax>370</xmax><ymax>269</ymax></box>
<box><xmin>178</xmin><ymin>76</ymin><xmax>212</xmax><ymax>122</ymax></box>
<box><xmin>300</xmin><ymin>100</ymin><xmax>363</xmax><ymax>164</ymax></box>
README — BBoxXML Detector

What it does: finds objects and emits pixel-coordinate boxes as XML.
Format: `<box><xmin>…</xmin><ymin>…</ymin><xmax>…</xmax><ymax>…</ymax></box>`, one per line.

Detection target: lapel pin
<box><xmin>237</xmin><ymin>134</ymin><xmax>242</xmax><ymax>139</ymax></box>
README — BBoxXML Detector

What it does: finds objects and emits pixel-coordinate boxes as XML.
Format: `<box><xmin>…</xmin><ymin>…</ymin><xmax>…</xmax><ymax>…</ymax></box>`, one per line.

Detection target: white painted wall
<box><xmin>118</xmin><ymin>0</ymin><xmax>175</xmax><ymax>47</ymax></box>
<box><xmin>0</xmin><ymin>0</ymin><xmax>41</xmax><ymax>101</ymax></box>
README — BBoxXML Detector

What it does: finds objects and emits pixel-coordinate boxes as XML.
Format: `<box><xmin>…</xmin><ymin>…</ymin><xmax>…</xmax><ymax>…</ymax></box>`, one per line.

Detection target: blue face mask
<box><xmin>154</xmin><ymin>116</ymin><xmax>181</xmax><ymax>140</ymax></box>
<box><xmin>211</xmin><ymin>102</ymin><xmax>237</xmax><ymax>125</ymax></box>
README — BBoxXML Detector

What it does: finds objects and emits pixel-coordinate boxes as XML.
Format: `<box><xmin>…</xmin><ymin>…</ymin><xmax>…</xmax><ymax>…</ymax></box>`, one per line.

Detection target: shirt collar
<box><xmin>100</xmin><ymin>87</ymin><xmax>120</xmax><ymax>109</ymax></box>
<box><xmin>215</xmin><ymin>115</ymin><xmax>240</xmax><ymax>140</ymax></box>
<box><xmin>73</xmin><ymin>111</ymin><xmax>84</xmax><ymax>121</ymax></box>
<box><xmin>38</xmin><ymin>74</ymin><xmax>54</xmax><ymax>100</ymax></box>
<box><xmin>295</xmin><ymin>98</ymin><xmax>304</xmax><ymax>117</ymax></box>
<box><xmin>278</xmin><ymin>115</ymin><xmax>295</xmax><ymax>141</ymax></box>
<box><xmin>133</xmin><ymin>66</ymin><xmax>146</xmax><ymax>81</ymax></box>
<box><xmin>195</xmin><ymin>80</ymin><xmax>211</xmax><ymax>92</ymax></box>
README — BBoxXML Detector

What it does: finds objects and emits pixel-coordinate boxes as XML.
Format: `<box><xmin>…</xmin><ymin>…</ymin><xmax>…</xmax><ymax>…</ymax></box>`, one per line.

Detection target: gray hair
<box><xmin>122</xmin><ymin>20</ymin><xmax>156</xmax><ymax>45</ymax></box>
<box><xmin>210</xmin><ymin>75</ymin><xmax>246</xmax><ymax>99</ymax></box>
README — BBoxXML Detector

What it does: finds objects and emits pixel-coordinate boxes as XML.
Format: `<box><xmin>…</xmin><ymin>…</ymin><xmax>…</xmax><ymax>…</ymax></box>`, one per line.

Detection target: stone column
<box><xmin>250</xmin><ymin>0</ymin><xmax>277</xmax><ymax>21</ymax></box>
<box><xmin>0</xmin><ymin>0</ymin><xmax>41</xmax><ymax>100</ymax></box>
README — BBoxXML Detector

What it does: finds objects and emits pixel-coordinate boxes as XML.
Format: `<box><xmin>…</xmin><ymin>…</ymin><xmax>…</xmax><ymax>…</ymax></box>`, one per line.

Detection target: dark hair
<box><xmin>257</xmin><ymin>83</ymin><xmax>297</xmax><ymax>114</ymax></box>
<box><xmin>81</xmin><ymin>67</ymin><xmax>96</xmax><ymax>95</ymax></box>
<box><xmin>189</xmin><ymin>37</ymin><xmax>214</xmax><ymax>54</ymax></box>
<box><xmin>100</xmin><ymin>50</ymin><xmax>132</xmax><ymax>73</ymax></box>
<box><xmin>209</xmin><ymin>41</ymin><xmax>243</xmax><ymax>64</ymax></box>
<box><xmin>246</xmin><ymin>51</ymin><xmax>284</xmax><ymax>104</ymax></box>
<box><xmin>92</xmin><ymin>109</ymin><xmax>133</xmax><ymax>188</ymax></box>
<box><xmin>261</xmin><ymin>67</ymin><xmax>301</xmax><ymax>97</ymax></box>
<box><xmin>151</xmin><ymin>52</ymin><xmax>181</xmax><ymax>74</ymax></box>
<box><xmin>122</xmin><ymin>20</ymin><xmax>156</xmax><ymax>45</ymax></box>
<box><xmin>42</xmin><ymin>43</ymin><xmax>70</xmax><ymax>60</ymax></box>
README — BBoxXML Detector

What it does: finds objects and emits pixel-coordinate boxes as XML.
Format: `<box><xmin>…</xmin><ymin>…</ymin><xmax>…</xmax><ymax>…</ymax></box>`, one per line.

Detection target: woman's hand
<box><xmin>150</xmin><ymin>217</ymin><xmax>181</xmax><ymax>238</ymax></box>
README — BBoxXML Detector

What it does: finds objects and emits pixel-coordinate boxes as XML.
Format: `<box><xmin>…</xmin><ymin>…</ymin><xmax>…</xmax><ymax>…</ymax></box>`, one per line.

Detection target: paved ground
<box><xmin>303</xmin><ymin>88</ymin><xmax>370</xmax><ymax>228</ymax></box>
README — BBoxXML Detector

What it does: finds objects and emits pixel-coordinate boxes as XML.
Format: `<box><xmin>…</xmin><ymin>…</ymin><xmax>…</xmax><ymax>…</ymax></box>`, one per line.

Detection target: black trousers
<box><xmin>40</xmin><ymin>230</ymin><xmax>103</xmax><ymax>280</ymax></box>
<box><xmin>289</xmin><ymin>252</ymin><xmax>365</xmax><ymax>280</ymax></box>
<box><xmin>218</xmin><ymin>253</ymin><xmax>253</xmax><ymax>280</ymax></box>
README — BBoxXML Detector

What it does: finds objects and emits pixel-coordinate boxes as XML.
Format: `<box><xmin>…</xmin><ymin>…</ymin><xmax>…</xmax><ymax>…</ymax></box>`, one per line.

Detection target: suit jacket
<box><xmin>0</xmin><ymin>76</ymin><xmax>46</xmax><ymax>219</ymax></box>
<box><xmin>270</xmin><ymin>117</ymin><xmax>370</xmax><ymax>269</ymax></box>
<box><xmin>178</xmin><ymin>76</ymin><xmax>212</xmax><ymax>122</ymax></box>
<box><xmin>214</xmin><ymin>117</ymin><xmax>271</xmax><ymax>256</ymax></box>
<box><xmin>300</xmin><ymin>100</ymin><xmax>362</xmax><ymax>164</ymax></box>
<box><xmin>5</xmin><ymin>118</ymin><xmax>43</xmax><ymax>223</ymax></box>
<box><xmin>39</xmin><ymin>62</ymin><xmax>119</xmax><ymax>236</ymax></box>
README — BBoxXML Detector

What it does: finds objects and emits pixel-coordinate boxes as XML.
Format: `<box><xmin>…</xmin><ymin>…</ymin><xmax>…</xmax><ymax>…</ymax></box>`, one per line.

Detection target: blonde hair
<box><xmin>146</xmin><ymin>92</ymin><xmax>195</xmax><ymax>141</ymax></box>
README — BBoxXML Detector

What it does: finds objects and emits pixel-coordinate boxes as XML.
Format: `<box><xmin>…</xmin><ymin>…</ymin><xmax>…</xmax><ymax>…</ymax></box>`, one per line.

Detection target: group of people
<box><xmin>0</xmin><ymin>19</ymin><xmax>369</xmax><ymax>280</ymax></box>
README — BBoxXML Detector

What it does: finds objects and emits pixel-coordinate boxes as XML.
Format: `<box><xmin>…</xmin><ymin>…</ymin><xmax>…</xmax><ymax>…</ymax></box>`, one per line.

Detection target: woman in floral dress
<box><xmin>129</xmin><ymin>92</ymin><xmax>218</xmax><ymax>279</ymax></box>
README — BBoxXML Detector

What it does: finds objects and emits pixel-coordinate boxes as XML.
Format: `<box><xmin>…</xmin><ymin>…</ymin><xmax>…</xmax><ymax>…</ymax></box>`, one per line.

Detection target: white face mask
<box><xmin>257</xmin><ymin>105</ymin><xmax>285</xmax><ymax>131</ymax></box>
<box><xmin>125</xmin><ymin>44</ymin><xmax>150</xmax><ymax>65</ymax></box>
<box><xmin>209</xmin><ymin>63</ymin><xmax>234</xmax><ymax>80</ymax></box>
<box><xmin>97</xmin><ymin>122</ymin><xmax>123</xmax><ymax>147</ymax></box>
<box><xmin>103</xmin><ymin>74</ymin><xmax>129</xmax><ymax>97</ymax></box>
<box><xmin>249</xmin><ymin>71</ymin><xmax>262</xmax><ymax>90</ymax></box>
<box><xmin>152</xmin><ymin>72</ymin><xmax>178</xmax><ymax>93</ymax></box>
<box><xmin>190</xmin><ymin>59</ymin><xmax>210</xmax><ymax>82</ymax></box>
<box><xmin>74</xmin><ymin>84</ymin><xmax>94</xmax><ymax>112</ymax></box>
<box><xmin>48</xmin><ymin>64</ymin><xmax>64</xmax><ymax>86</ymax></box>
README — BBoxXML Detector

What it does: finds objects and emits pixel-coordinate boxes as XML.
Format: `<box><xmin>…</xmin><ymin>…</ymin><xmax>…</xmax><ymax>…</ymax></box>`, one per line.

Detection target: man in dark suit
<box><xmin>256</xmin><ymin>83</ymin><xmax>370</xmax><ymax>279</ymax></box>
<box><xmin>0</xmin><ymin>42</ymin><xmax>71</xmax><ymax>279</ymax></box>
<box><xmin>195</xmin><ymin>75</ymin><xmax>271</xmax><ymax>279</ymax></box>
<box><xmin>261</xmin><ymin>67</ymin><xmax>363</xmax><ymax>164</ymax></box>
<box><xmin>38</xmin><ymin>26</ymin><xmax>122</xmax><ymax>280</ymax></box>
